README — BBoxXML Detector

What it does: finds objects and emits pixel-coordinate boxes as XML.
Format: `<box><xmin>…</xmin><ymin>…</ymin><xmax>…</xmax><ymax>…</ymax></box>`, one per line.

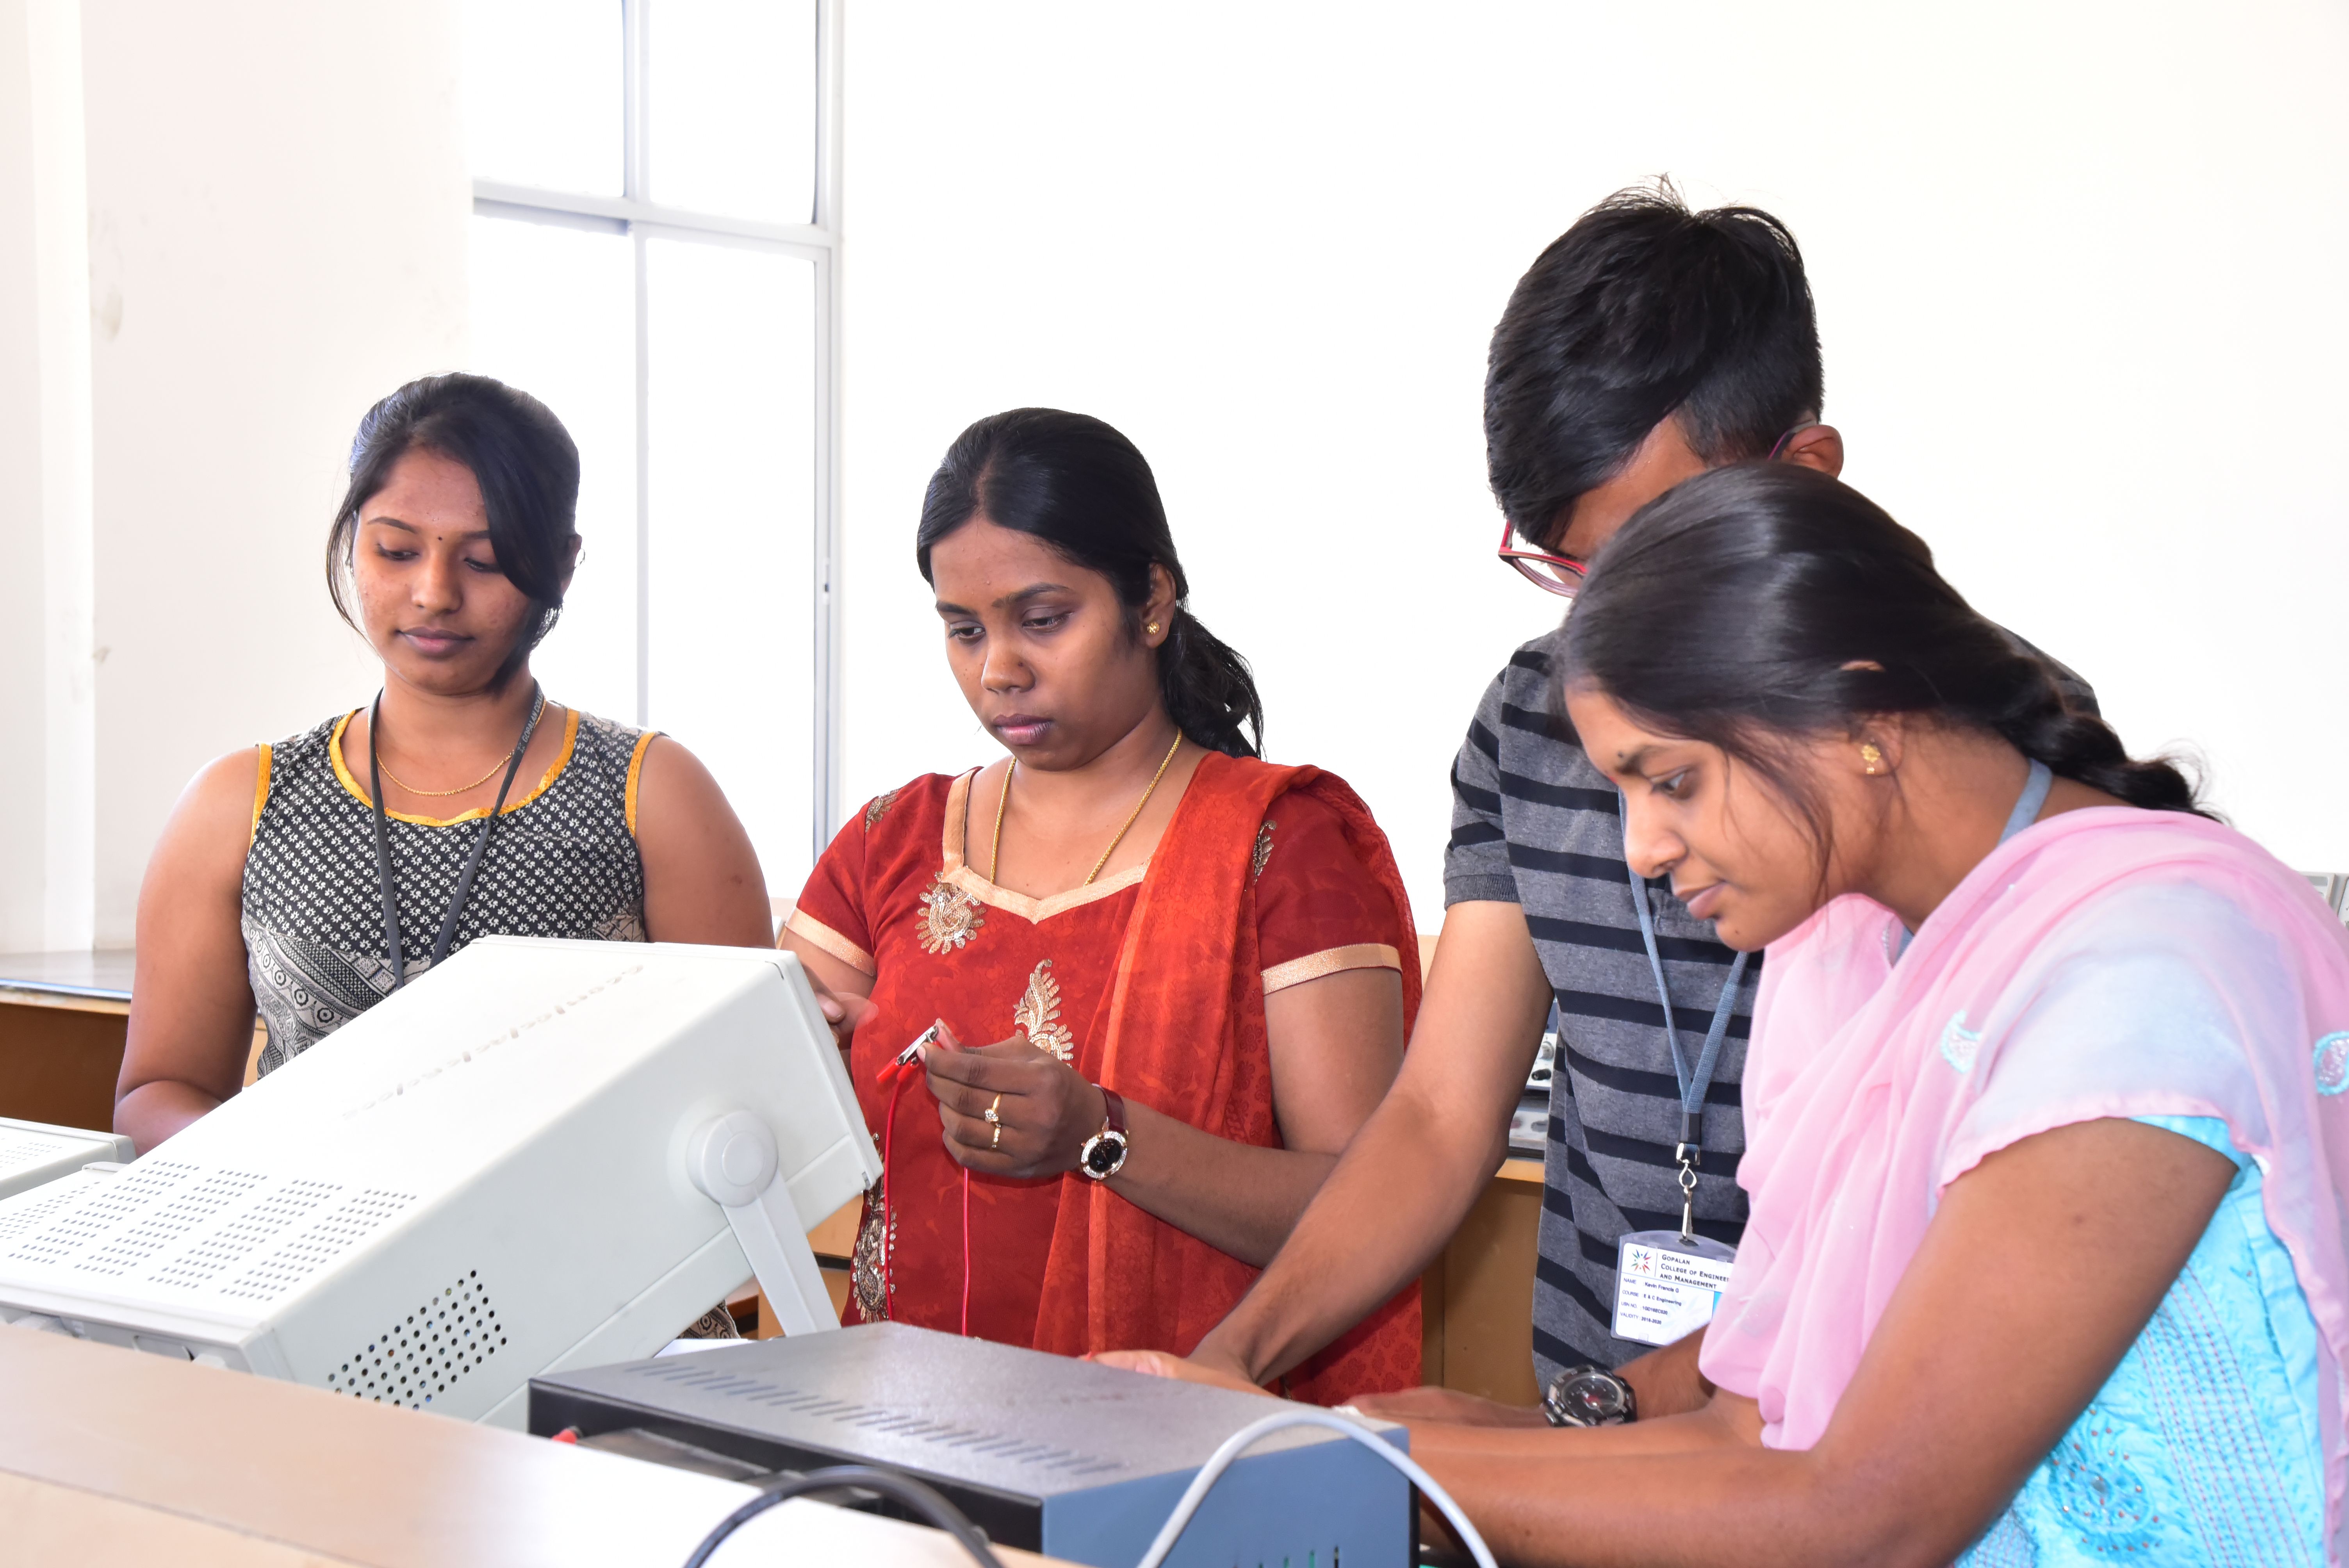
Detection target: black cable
<box><xmin>678</xmin><ymin>1465</ymin><xmax>1006</xmax><ymax>1568</ymax></box>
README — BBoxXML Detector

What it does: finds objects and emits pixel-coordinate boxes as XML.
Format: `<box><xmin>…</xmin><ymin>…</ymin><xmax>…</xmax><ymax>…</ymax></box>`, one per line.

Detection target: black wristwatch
<box><xmin>1077</xmin><ymin>1086</ymin><xmax>1129</xmax><ymax>1180</ymax></box>
<box><xmin>1542</xmin><ymin>1364</ymin><xmax>1637</xmax><ymax>1427</ymax></box>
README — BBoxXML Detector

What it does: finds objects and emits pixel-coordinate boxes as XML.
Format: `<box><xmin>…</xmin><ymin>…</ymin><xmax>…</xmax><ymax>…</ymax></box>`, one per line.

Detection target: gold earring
<box><xmin>1146</xmin><ymin>622</ymin><xmax>1161</xmax><ymax>636</ymax></box>
<box><xmin>1860</xmin><ymin>742</ymin><xmax>1884</xmax><ymax>775</ymax></box>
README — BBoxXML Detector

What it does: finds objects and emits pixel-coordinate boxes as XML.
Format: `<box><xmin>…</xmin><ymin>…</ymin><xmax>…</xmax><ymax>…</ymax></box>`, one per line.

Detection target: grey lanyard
<box><xmin>1622</xmin><ymin>833</ymin><xmax>1749</xmax><ymax>1240</ymax></box>
<box><xmin>1888</xmin><ymin>758</ymin><xmax>2054</xmax><ymax>964</ymax></box>
<box><xmin>367</xmin><ymin>685</ymin><xmax>546</xmax><ymax>992</ymax></box>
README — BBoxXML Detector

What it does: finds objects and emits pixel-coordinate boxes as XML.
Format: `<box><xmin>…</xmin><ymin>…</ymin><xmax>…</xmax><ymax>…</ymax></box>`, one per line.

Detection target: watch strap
<box><xmin>1099</xmin><ymin>1085</ymin><xmax>1126</xmax><ymax>1135</ymax></box>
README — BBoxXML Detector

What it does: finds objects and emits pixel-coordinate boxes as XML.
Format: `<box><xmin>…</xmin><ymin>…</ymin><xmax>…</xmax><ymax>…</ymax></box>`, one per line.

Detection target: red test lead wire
<box><xmin>873</xmin><ymin>1023</ymin><xmax>943</xmax><ymax>1327</ymax></box>
<box><xmin>872</xmin><ymin>1023</ymin><xmax>977</xmax><ymax>1340</ymax></box>
<box><xmin>877</xmin><ymin>1069</ymin><xmax>909</xmax><ymax>1319</ymax></box>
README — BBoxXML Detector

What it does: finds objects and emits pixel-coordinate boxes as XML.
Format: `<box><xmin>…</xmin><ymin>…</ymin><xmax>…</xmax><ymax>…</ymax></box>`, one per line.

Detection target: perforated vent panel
<box><xmin>0</xmin><ymin>1130</ymin><xmax>87</xmax><ymax>1178</ymax></box>
<box><xmin>327</xmin><ymin>1270</ymin><xmax>504</xmax><ymax>1409</ymax></box>
<box><xmin>5</xmin><ymin>1161</ymin><xmax>198</xmax><ymax>1267</ymax></box>
<box><xmin>618</xmin><ymin>1359</ymin><xmax>1130</xmax><ymax>1479</ymax></box>
<box><xmin>79</xmin><ymin>1169</ymin><xmax>265</xmax><ymax>1276</ymax></box>
<box><xmin>0</xmin><ymin>1161</ymin><xmax>417</xmax><ymax>1311</ymax></box>
<box><xmin>219</xmin><ymin>1188</ymin><xmax>414</xmax><ymax>1302</ymax></box>
<box><xmin>148</xmin><ymin>1179</ymin><xmax>341</xmax><ymax>1291</ymax></box>
<box><xmin>0</xmin><ymin>1181</ymin><xmax>93</xmax><ymax>1252</ymax></box>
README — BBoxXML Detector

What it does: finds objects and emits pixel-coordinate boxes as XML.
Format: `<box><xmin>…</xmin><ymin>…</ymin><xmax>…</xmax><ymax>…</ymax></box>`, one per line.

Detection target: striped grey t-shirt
<box><xmin>1448</xmin><ymin>622</ymin><xmax>2099</xmax><ymax>1384</ymax></box>
<box><xmin>1444</xmin><ymin>624</ymin><xmax>1757</xmax><ymax>1381</ymax></box>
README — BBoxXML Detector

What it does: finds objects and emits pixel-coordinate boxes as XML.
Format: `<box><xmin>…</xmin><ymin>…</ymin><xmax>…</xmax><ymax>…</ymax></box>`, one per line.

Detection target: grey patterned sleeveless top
<box><xmin>241</xmin><ymin>707</ymin><xmax>652</xmax><ymax>1075</ymax></box>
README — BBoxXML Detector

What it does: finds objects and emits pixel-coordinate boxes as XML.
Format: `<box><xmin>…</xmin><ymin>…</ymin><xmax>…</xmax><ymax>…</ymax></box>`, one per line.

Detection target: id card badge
<box><xmin>1611</xmin><ymin>1229</ymin><xmax>1736</xmax><ymax>1347</ymax></box>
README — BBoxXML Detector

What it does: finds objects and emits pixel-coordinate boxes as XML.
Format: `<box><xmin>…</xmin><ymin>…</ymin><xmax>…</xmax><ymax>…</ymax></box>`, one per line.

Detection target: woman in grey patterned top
<box><xmin>117</xmin><ymin>375</ymin><xmax>775</xmax><ymax>1155</ymax></box>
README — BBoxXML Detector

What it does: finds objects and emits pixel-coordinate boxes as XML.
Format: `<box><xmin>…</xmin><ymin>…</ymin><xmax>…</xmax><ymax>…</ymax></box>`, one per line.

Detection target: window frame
<box><xmin>468</xmin><ymin>0</ymin><xmax>845</xmax><ymax>866</ymax></box>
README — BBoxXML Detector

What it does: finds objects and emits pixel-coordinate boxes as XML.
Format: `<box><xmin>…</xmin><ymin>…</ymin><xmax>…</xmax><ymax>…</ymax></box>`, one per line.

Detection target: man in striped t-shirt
<box><xmin>1180</xmin><ymin>185</ymin><xmax>2091</xmax><ymax>1427</ymax></box>
<box><xmin>1445</xmin><ymin>622</ymin><xmax>1760</xmax><ymax>1382</ymax></box>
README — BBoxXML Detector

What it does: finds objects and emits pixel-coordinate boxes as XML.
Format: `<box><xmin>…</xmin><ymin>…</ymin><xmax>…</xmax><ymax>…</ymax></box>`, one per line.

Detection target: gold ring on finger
<box><xmin>984</xmin><ymin>1094</ymin><xmax>1002</xmax><ymax>1126</ymax></box>
<box><xmin>990</xmin><ymin>1121</ymin><xmax>1003</xmax><ymax>1149</ymax></box>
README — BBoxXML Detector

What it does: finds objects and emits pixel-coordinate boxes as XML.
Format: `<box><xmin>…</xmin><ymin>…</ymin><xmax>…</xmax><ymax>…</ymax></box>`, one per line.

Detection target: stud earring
<box><xmin>1146</xmin><ymin>622</ymin><xmax>1161</xmax><ymax>636</ymax></box>
<box><xmin>1860</xmin><ymin>742</ymin><xmax>1884</xmax><ymax>775</ymax></box>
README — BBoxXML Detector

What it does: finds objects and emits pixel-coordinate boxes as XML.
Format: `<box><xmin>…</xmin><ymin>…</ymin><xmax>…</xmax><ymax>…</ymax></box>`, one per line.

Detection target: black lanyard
<box><xmin>368</xmin><ymin>686</ymin><xmax>545</xmax><ymax>993</ymax></box>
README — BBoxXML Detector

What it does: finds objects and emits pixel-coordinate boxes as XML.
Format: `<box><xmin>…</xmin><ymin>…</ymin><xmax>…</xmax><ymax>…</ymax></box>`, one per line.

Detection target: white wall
<box><xmin>0</xmin><ymin>0</ymin><xmax>40</xmax><ymax>951</ymax></box>
<box><xmin>0</xmin><ymin>0</ymin><xmax>96</xmax><ymax>951</ymax></box>
<box><xmin>34</xmin><ymin>1</ymin><xmax>470</xmax><ymax>945</ymax></box>
<box><xmin>837</xmin><ymin>0</ymin><xmax>2349</xmax><ymax>924</ymax></box>
<box><xmin>12</xmin><ymin>2</ymin><xmax>2349</xmax><ymax>947</ymax></box>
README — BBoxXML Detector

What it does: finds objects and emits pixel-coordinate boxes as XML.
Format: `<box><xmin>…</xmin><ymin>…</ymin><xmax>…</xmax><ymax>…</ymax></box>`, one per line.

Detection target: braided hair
<box><xmin>1561</xmin><ymin>463</ymin><xmax>2204</xmax><ymax>838</ymax></box>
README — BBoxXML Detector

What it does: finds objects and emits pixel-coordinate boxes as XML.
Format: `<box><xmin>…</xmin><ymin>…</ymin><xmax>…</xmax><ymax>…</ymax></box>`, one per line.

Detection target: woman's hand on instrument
<box><xmin>803</xmin><ymin>970</ymin><xmax>874</xmax><ymax>1048</ymax></box>
<box><xmin>1089</xmin><ymin>1348</ymin><xmax>1276</xmax><ymax>1398</ymax></box>
<box><xmin>923</xmin><ymin>1019</ymin><xmax>1103</xmax><ymax>1178</ymax></box>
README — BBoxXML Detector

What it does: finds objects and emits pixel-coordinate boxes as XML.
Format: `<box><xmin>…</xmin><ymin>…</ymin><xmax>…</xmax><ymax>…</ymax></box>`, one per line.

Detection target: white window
<box><xmin>461</xmin><ymin>0</ymin><xmax>841</xmax><ymax>900</ymax></box>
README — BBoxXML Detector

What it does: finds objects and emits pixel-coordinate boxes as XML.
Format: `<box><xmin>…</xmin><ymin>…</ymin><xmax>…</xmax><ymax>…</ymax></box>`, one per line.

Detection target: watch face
<box><xmin>1562</xmin><ymin>1374</ymin><xmax>1623</xmax><ymax>1420</ymax></box>
<box><xmin>1081</xmin><ymin>1131</ymin><xmax>1128</xmax><ymax>1178</ymax></box>
<box><xmin>1552</xmin><ymin>1370</ymin><xmax>1629</xmax><ymax>1425</ymax></box>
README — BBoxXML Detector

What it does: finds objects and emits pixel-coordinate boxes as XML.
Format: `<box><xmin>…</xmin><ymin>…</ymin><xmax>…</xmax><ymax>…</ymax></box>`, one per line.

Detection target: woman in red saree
<box><xmin>782</xmin><ymin>409</ymin><xmax>1421</xmax><ymax>1402</ymax></box>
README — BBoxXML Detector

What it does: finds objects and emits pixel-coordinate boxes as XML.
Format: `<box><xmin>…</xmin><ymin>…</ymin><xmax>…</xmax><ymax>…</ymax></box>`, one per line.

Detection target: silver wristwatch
<box><xmin>1542</xmin><ymin>1364</ymin><xmax>1637</xmax><ymax>1427</ymax></box>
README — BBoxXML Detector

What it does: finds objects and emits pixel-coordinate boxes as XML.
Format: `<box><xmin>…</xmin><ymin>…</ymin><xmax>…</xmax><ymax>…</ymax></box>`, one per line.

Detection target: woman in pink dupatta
<box><xmin>1371</xmin><ymin>466</ymin><xmax>2349</xmax><ymax>1566</ymax></box>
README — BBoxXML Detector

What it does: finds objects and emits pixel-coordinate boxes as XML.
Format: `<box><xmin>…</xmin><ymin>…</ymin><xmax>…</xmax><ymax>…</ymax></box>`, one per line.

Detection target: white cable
<box><xmin>1134</xmin><ymin>1407</ymin><xmax>1500</xmax><ymax>1568</ymax></box>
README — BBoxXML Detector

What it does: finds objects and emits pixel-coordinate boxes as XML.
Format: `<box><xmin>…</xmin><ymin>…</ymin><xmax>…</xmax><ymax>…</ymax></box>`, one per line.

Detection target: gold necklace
<box><xmin>375</xmin><ymin>711</ymin><xmax>544</xmax><ymax>798</ymax></box>
<box><xmin>991</xmin><ymin>731</ymin><xmax>1185</xmax><ymax>887</ymax></box>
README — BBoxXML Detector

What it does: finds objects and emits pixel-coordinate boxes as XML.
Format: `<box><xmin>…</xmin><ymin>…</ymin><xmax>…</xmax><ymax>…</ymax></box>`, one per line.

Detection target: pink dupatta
<box><xmin>1697</xmin><ymin>806</ymin><xmax>2349</xmax><ymax>1548</ymax></box>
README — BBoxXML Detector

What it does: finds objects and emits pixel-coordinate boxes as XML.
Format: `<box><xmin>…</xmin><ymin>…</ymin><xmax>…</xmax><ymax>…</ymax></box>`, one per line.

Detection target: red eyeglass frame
<box><xmin>1496</xmin><ymin>520</ymin><xmax>1590</xmax><ymax>598</ymax></box>
<box><xmin>1497</xmin><ymin>422</ymin><xmax>1822</xmax><ymax>599</ymax></box>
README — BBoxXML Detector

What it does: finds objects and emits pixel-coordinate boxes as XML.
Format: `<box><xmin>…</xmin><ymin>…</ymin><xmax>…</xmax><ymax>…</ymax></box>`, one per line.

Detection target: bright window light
<box><xmin>646</xmin><ymin>237</ymin><xmax>818</xmax><ymax>895</ymax></box>
<box><xmin>463</xmin><ymin>0</ymin><xmax>838</xmax><ymax>887</ymax></box>
<box><xmin>647</xmin><ymin>0</ymin><xmax>819</xmax><ymax>225</ymax></box>
<box><xmin>466</xmin><ymin>217</ymin><xmax>638</xmax><ymax>727</ymax></box>
<box><xmin>462</xmin><ymin>0</ymin><xmax>626</xmax><ymax>196</ymax></box>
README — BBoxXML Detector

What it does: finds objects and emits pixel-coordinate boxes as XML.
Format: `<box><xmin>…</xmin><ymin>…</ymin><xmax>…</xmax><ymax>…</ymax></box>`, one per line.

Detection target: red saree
<box><xmin>790</xmin><ymin>752</ymin><xmax>1422</xmax><ymax>1402</ymax></box>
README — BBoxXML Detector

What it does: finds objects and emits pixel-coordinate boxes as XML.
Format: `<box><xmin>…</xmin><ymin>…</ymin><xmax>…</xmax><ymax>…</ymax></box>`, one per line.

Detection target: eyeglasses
<box><xmin>1497</xmin><ymin>421</ymin><xmax>1826</xmax><ymax>599</ymax></box>
<box><xmin>1497</xmin><ymin>519</ymin><xmax>1590</xmax><ymax>599</ymax></box>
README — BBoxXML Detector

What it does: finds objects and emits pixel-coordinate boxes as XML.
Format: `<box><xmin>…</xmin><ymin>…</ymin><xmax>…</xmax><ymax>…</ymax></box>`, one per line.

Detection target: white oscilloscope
<box><xmin>0</xmin><ymin>937</ymin><xmax>879</xmax><ymax>1427</ymax></box>
<box><xmin>0</xmin><ymin>1116</ymin><xmax>135</xmax><ymax>1202</ymax></box>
